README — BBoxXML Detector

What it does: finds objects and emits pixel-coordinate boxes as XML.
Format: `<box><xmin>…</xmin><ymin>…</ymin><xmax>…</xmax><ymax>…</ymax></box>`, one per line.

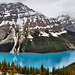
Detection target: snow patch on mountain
<box><xmin>39</xmin><ymin>31</ymin><xmax>49</xmax><ymax>37</ymax></box>
<box><xmin>50</xmin><ymin>29</ymin><xmax>67</xmax><ymax>37</ymax></box>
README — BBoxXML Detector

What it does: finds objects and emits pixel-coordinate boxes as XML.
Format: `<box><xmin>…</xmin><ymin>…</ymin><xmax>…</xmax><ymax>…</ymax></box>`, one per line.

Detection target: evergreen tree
<box><xmin>41</xmin><ymin>64</ymin><xmax>44</xmax><ymax>75</ymax></box>
<box><xmin>11</xmin><ymin>60</ymin><xmax>15</xmax><ymax>75</ymax></box>
<box><xmin>57</xmin><ymin>66</ymin><xmax>60</xmax><ymax>75</ymax></box>
<box><xmin>27</xmin><ymin>67</ymin><xmax>30</xmax><ymax>75</ymax></box>
<box><xmin>18</xmin><ymin>66</ymin><xmax>22</xmax><ymax>74</ymax></box>
<box><xmin>24</xmin><ymin>66</ymin><xmax>27</xmax><ymax>74</ymax></box>
<box><xmin>0</xmin><ymin>62</ymin><xmax>1</xmax><ymax>70</ymax></box>
<box><xmin>15</xmin><ymin>64</ymin><xmax>19</xmax><ymax>72</ymax></box>
<box><xmin>1</xmin><ymin>61</ymin><xmax>4</xmax><ymax>71</ymax></box>
<box><xmin>30</xmin><ymin>66</ymin><xmax>33</xmax><ymax>74</ymax></box>
<box><xmin>52</xmin><ymin>65</ymin><xmax>55</xmax><ymax>75</ymax></box>
<box><xmin>33</xmin><ymin>67</ymin><xmax>36</xmax><ymax>75</ymax></box>
<box><xmin>1</xmin><ymin>59</ymin><xmax>7</xmax><ymax>75</ymax></box>
<box><xmin>46</xmin><ymin>67</ymin><xmax>49</xmax><ymax>75</ymax></box>
<box><xmin>8</xmin><ymin>62</ymin><xmax>10</xmax><ymax>67</ymax></box>
<box><xmin>4</xmin><ymin>59</ymin><xmax>7</xmax><ymax>69</ymax></box>
<box><xmin>62</xmin><ymin>66</ymin><xmax>65</xmax><ymax>75</ymax></box>
<box><xmin>11</xmin><ymin>60</ymin><xmax>15</xmax><ymax>68</ymax></box>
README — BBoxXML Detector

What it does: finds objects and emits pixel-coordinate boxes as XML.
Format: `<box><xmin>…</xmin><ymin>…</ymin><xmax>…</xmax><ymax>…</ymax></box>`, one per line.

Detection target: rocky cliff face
<box><xmin>0</xmin><ymin>2</ymin><xmax>75</xmax><ymax>53</ymax></box>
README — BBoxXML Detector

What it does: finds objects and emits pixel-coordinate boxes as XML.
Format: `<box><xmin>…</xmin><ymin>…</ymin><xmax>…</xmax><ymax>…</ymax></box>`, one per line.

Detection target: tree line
<box><xmin>0</xmin><ymin>59</ymin><xmax>75</xmax><ymax>75</ymax></box>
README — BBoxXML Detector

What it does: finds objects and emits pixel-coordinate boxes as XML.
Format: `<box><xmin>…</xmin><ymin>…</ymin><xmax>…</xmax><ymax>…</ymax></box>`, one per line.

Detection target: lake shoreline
<box><xmin>0</xmin><ymin>49</ymin><xmax>74</xmax><ymax>54</ymax></box>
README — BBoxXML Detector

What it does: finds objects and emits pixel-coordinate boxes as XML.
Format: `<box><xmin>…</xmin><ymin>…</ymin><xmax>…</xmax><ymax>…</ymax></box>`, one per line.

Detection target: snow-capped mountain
<box><xmin>0</xmin><ymin>2</ymin><xmax>35</xmax><ymax>15</ymax></box>
<box><xmin>0</xmin><ymin>2</ymin><xmax>74</xmax><ymax>31</ymax></box>
<box><xmin>0</xmin><ymin>2</ymin><xmax>75</xmax><ymax>53</ymax></box>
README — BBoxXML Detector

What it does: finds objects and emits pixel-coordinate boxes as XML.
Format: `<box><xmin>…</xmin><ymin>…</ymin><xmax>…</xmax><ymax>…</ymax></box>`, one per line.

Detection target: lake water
<box><xmin>0</xmin><ymin>50</ymin><xmax>75</xmax><ymax>71</ymax></box>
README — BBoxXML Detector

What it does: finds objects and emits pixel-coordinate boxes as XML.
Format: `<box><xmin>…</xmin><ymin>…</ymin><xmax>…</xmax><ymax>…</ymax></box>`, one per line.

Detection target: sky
<box><xmin>0</xmin><ymin>0</ymin><xmax>75</xmax><ymax>18</ymax></box>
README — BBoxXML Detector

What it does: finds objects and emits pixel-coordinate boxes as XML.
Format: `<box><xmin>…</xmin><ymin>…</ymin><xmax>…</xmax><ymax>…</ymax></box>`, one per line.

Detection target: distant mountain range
<box><xmin>0</xmin><ymin>2</ymin><xmax>75</xmax><ymax>53</ymax></box>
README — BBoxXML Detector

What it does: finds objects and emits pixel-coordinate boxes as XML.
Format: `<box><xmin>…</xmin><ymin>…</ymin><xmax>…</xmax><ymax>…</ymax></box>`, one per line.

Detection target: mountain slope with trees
<box><xmin>0</xmin><ymin>2</ymin><xmax>75</xmax><ymax>53</ymax></box>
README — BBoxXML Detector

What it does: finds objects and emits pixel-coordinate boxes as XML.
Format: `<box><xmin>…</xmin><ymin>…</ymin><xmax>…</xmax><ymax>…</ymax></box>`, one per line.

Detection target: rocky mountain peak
<box><xmin>0</xmin><ymin>2</ymin><xmax>35</xmax><ymax>14</ymax></box>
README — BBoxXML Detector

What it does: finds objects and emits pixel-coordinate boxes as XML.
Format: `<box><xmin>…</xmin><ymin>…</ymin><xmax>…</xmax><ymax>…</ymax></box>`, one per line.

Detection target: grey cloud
<box><xmin>0</xmin><ymin>0</ymin><xmax>60</xmax><ymax>4</ymax></box>
<box><xmin>0</xmin><ymin>0</ymin><xmax>75</xmax><ymax>18</ymax></box>
<box><xmin>0</xmin><ymin>0</ymin><xmax>27</xmax><ymax>3</ymax></box>
<box><xmin>62</xmin><ymin>0</ymin><xmax>75</xmax><ymax>7</ymax></box>
<box><xmin>26</xmin><ymin>0</ymin><xmax>60</xmax><ymax>4</ymax></box>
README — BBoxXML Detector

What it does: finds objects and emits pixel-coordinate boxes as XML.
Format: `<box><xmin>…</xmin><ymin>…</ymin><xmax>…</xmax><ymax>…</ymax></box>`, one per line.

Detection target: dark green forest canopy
<box><xmin>20</xmin><ymin>33</ymin><xmax>75</xmax><ymax>53</ymax></box>
<box><xmin>0</xmin><ymin>32</ymin><xmax>75</xmax><ymax>53</ymax></box>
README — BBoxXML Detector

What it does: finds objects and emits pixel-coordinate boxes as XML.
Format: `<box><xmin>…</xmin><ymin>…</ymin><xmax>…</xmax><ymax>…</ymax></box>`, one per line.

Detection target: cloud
<box><xmin>25</xmin><ymin>0</ymin><xmax>75</xmax><ymax>18</ymax></box>
<box><xmin>0</xmin><ymin>0</ymin><xmax>75</xmax><ymax>18</ymax></box>
<box><xmin>0</xmin><ymin>0</ymin><xmax>28</xmax><ymax>4</ymax></box>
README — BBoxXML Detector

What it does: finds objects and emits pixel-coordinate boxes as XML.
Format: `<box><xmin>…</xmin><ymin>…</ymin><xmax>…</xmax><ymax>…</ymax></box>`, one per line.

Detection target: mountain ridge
<box><xmin>0</xmin><ymin>2</ymin><xmax>75</xmax><ymax>53</ymax></box>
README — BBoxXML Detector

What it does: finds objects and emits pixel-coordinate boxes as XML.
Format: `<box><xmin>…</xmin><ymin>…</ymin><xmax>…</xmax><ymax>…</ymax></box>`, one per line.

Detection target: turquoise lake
<box><xmin>0</xmin><ymin>50</ymin><xmax>75</xmax><ymax>71</ymax></box>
